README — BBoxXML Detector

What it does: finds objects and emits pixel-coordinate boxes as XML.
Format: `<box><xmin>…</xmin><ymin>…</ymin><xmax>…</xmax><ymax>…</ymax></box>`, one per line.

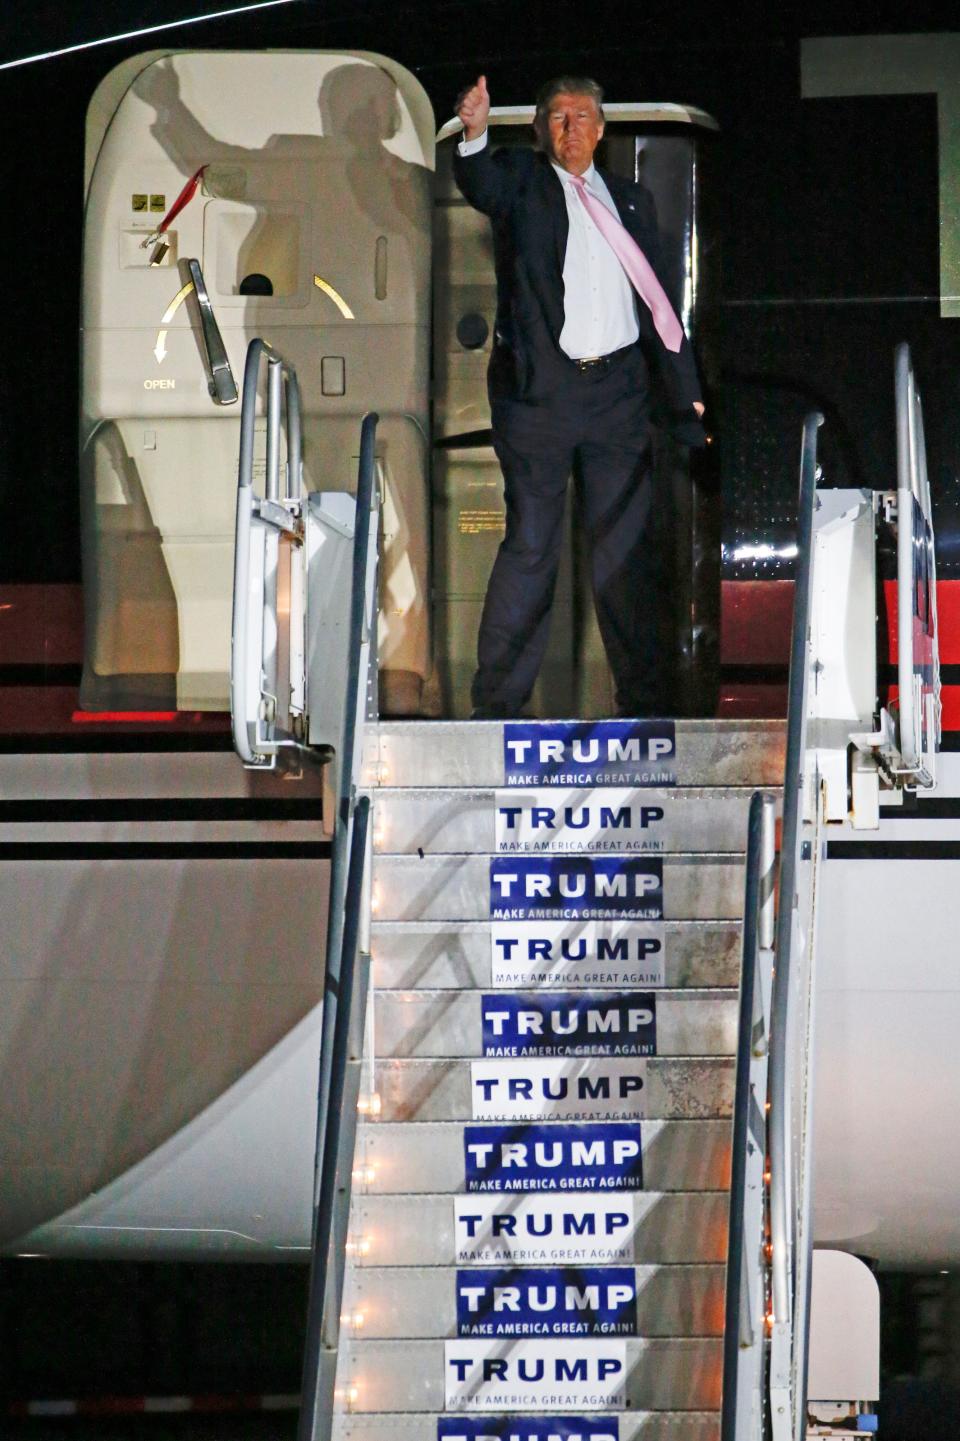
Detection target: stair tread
<box><xmin>374</xmin><ymin>990</ymin><xmax>737</xmax><ymax>1060</ymax></box>
<box><xmin>372</xmin><ymin>1056</ymin><xmax>733</xmax><ymax>1123</ymax></box>
<box><xmin>335</xmin><ymin>1335</ymin><xmax>723</xmax><ymax>1412</ymax></box>
<box><xmin>365</xmin><ymin>718</ymin><xmax>785</xmax><ymax>790</ymax></box>
<box><xmin>372</xmin><ymin>787</ymin><xmax>763</xmax><ymax>858</ymax></box>
<box><xmin>371</xmin><ymin>919</ymin><xmax>741</xmax><ymax>992</ymax></box>
<box><xmin>343</xmin><ymin>1261</ymin><xmax>725</xmax><ymax>1339</ymax></box>
<box><xmin>355</xmin><ymin>1118</ymin><xmax>732</xmax><ymax>1194</ymax></box>
<box><xmin>372</xmin><ymin>855</ymin><xmax>745</xmax><ymax>923</ymax></box>
<box><xmin>333</xmin><ymin>1411</ymin><xmax>721</xmax><ymax>1441</ymax></box>
<box><xmin>349</xmin><ymin>1190</ymin><xmax>729</xmax><ymax>1266</ymax></box>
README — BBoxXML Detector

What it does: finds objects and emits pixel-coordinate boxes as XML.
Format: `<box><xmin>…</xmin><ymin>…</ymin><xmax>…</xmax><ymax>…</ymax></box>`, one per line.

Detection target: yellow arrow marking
<box><xmin>313</xmin><ymin>274</ymin><xmax>355</xmax><ymax>319</ymax></box>
<box><xmin>154</xmin><ymin>280</ymin><xmax>195</xmax><ymax>363</ymax></box>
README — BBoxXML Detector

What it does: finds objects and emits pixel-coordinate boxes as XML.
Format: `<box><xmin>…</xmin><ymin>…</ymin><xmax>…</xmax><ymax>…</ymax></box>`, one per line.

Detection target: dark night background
<box><xmin>0</xmin><ymin>0</ymin><xmax>957</xmax><ymax>588</ymax></box>
<box><xmin>2</xmin><ymin>2</ymin><xmax>960</xmax><ymax>1435</ymax></box>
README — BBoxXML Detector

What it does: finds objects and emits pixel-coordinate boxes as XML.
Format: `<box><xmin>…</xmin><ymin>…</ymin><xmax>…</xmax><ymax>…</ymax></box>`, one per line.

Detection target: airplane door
<box><xmin>81</xmin><ymin>49</ymin><xmax>434</xmax><ymax>716</ymax></box>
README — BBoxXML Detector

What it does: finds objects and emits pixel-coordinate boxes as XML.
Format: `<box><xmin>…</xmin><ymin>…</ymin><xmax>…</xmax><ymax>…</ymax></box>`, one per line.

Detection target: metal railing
<box><xmin>230</xmin><ymin>339</ymin><xmax>305</xmax><ymax>767</ymax></box>
<box><xmin>228</xmin><ymin>335</ymin><xmax>380</xmax><ymax>1432</ymax></box>
<box><xmin>721</xmin><ymin>790</ymin><xmax>777</xmax><ymax>1441</ymax></box>
<box><xmin>894</xmin><ymin>342</ymin><xmax>940</xmax><ymax>780</ymax></box>
<box><xmin>768</xmin><ymin>411</ymin><xmax>824</xmax><ymax>1441</ymax></box>
<box><xmin>297</xmin><ymin>412</ymin><xmax>380</xmax><ymax>1441</ymax></box>
<box><xmin>297</xmin><ymin>794</ymin><xmax>372</xmax><ymax>1441</ymax></box>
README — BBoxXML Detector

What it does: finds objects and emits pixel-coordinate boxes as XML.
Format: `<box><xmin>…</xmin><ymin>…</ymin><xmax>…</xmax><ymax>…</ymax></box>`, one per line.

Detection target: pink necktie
<box><xmin>569</xmin><ymin>173</ymin><xmax>684</xmax><ymax>353</ymax></box>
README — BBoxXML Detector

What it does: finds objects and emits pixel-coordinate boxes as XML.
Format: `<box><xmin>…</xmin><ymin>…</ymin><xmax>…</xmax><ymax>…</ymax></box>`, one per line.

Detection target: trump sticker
<box><xmin>437</xmin><ymin>1419</ymin><xmax>619</xmax><ymax>1441</ymax></box>
<box><xmin>490</xmin><ymin>857</ymin><xmax>663</xmax><ymax>921</ymax></box>
<box><xmin>444</xmin><ymin>1338</ymin><xmax>627</xmax><ymax>1411</ymax></box>
<box><xmin>481</xmin><ymin>992</ymin><xmax>656</xmax><ymax>1058</ymax></box>
<box><xmin>463</xmin><ymin>1122</ymin><xmax>643</xmax><ymax>1193</ymax></box>
<box><xmin>470</xmin><ymin>1058</ymin><xmax>647</xmax><ymax>1122</ymax></box>
<box><xmin>454</xmin><ymin>1194</ymin><xmax>636</xmax><ymax>1265</ymax></box>
<box><xmin>495</xmin><ymin>789</ymin><xmax>666</xmax><ymax>854</ymax></box>
<box><xmin>490</xmin><ymin>920</ymin><xmax>666</xmax><ymax>990</ymax></box>
<box><xmin>503</xmin><ymin>721</ymin><xmax>676</xmax><ymax>788</ymax></box>
<box><xmin>456</xmin><ymin>1266</ymin><xmax>638</xmax><ymax>1338</ymax></box>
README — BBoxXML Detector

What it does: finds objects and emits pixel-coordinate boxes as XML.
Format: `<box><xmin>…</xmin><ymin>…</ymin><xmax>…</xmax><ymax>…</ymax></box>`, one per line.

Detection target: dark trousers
<box><xmin>473</xmin><ymin>350</ymin><xmax>659</xmax><ymax>717</ymax></box>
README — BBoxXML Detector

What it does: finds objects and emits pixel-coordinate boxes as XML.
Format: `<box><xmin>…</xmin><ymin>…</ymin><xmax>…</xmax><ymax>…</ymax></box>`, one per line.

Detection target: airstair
<box><xmin>229</xmin><ymin>340</ymin><xmax>941</xmax><ymax>1441</ymax></box>
<box><xmin>332</xmin><ymin>715</ymin><xmax>782</xmax><ymax>1439</ymax></box>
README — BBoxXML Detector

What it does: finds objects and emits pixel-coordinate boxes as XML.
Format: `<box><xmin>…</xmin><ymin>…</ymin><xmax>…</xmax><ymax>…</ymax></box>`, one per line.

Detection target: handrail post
<box><xmin>313</xmin><ymin>412</ymin><xmax>380</xmax><ymax>1191</ymax></box>
<box><xmin>895</xmin><ymin>342</ymin><xmax>920</xmax><ymax>770</ymax></box>
<box><xmin>286</xmin><ymin>370</ymin><xmax>302</xmax><ymax>500</ymax></box>
<box><xmin>721</xmin><ymin>790</ymin><xmax>778</xmax><ymax>1441</ymax></box>
<box><xmin>266</xmin><ymin>355</ymin><xmax>283</xmax><ymax>502</ymax></box>
<box><xmin>768</xmin><ymin>411</ymin><xmax>823</xmax><ymax>1441</ymax></box>
<box><xmin>296</xmin><ymin>413</ymin><xmax>380</xmax><ymax>1441</ymax></box>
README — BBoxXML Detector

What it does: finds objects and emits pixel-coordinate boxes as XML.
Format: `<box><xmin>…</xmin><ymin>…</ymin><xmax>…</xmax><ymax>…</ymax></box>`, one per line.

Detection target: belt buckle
<box><xmin>576</xmin><ymin>355</ymin><xmax>603</xmax><ymax>372</ymax></box>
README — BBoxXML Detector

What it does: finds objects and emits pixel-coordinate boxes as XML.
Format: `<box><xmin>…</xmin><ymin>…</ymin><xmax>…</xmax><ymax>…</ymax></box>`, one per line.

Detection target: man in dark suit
<box><xmin>454</xmin><ymin>74</ymin><xmax>705</xmax><ymax>719</ymax></box>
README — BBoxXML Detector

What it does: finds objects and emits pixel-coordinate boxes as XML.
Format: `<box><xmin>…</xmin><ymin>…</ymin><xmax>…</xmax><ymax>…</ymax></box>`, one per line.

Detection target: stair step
<box><xmin>335</xmin><ymin>1415</ymin><xmax>721</xmax><ymax>1441</ymax></box>
<box><xmin>365</xmin><ymin>718</ymin><xmax>785</xmax><ymax>790</ymax></box>
<box><xmin>350</xmin><ymin>1191</ymin><xmax>729</xmax><ymax>1267</ymax></box>
<box><xmin>332</xmin><ymin>719</ymin><xmax>759</xmax><ymax>1433</ymax></box>
<box><xmin>374</xmin><ymin>992</ymin><xmax>736</xmax><ymax>1059</ymax></box>
<box><xmin>369</xmin><ymin>1060</ymin><xmax>729</xmax><ymax>1123</ymax></box>
<box><xmin>356</xmin><ymin>1120</ymin><xmax>731</xmax><ymax>1193</ymax></box>
<box><xmin>334</xmin><ymin>1336</ymin><xmax>722</xmax><ymax>1412</ymax></box>
<box><xmin>373</xmin><ymin>788</ymin><xmax>756</xmax><ymax>856</ymax></box>
<box><xmin>343</xmin><ymin>1263</ymin><xmax>724</xmax><ymax>1340</ymax></box>
<box><xmin>372</xmin><ymin>921</ymin><xmax>741</xmax><ymax>991</ymax></box>
<box><xmin>371</xmin><ymin>856</ymin><xmax>743</xmax><ymax>923</ymax></box>
<box><xmin>371</xmin><ymin>1058</ymin><xmax>732</xmax><ymax>1123</ymax></box>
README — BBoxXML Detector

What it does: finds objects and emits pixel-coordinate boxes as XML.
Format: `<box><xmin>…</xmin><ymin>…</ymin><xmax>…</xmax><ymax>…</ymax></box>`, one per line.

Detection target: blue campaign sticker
<box><xmin>481</xmin><ymin>992</ymin><xmax>657</xmax><ymax>1057</ymax></box>
<box><xmin>490</xmin><ymin>856</ymin><xmax>663</xmax><ymax>921</ymax></box>
<box><xmin>438</xmin><ymin>1419</ymin><xmax>619</xmax><ymax>1441</ymax></box>
<box><xmin>456</xmin><ymin>1266</ymin><xmax>638</xmax><ymax>1338</ymax></box>
<box><xmin>463</xmin><ymin>1122</ymin><xmax>643</xmax><ymax>1192</ymax></box>
<box><xmin>503</xmin><ymin>721</ymin><xmax>676</xmax><ymax>788</ymax></box>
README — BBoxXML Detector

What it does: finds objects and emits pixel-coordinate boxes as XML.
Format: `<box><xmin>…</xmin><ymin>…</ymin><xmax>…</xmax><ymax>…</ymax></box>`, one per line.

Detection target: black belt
<box><xmin>571</xmin><ymin>344</ymin><xmax>634</xmax><ymax>373</ymax></box>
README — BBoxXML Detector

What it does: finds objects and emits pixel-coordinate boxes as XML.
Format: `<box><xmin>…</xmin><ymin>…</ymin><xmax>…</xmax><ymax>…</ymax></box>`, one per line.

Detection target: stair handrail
<box><xmin>721</xmin><ymin>789</ymin><xmax>777</xmax><ymax>1441</ymax></box>
<box><xmin>313</xmin><ymin>411</ymin><xmax>379</xmax><ymax>1171</ymax></box>
<box><xmin>768</xmin><ymin>410</ymin><xmax>824</xmax><ymax>1441</ymax></box>
<box><xmin>297</xmin><ymin>413</ymin><xmax>380</xmax><ymax>1441</ymax></box>
<box><xmin>297</xmin><ymin>794</ymin><xmax>372</xmax><ymax>1441</ymax></box>
<box><xmin>231</xmin><ymin>337</ymin><xmax>304</xmax><ymax>767</ymax></box>
<box><xmin>894</xmin><ymin>342</ymin><xmax>940</xmax><ymax>779</ymax></box>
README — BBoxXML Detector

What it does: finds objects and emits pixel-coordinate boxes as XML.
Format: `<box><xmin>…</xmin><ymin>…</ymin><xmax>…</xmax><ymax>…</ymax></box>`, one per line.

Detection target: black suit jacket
<box><xmin>453</xmin><ymin>141</ymin><xmax>705</xmax><ymax>444</ymax></box>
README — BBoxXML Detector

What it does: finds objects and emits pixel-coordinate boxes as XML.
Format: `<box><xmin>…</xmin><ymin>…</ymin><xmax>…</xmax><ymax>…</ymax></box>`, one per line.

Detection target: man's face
<box><xmin>544</xmin><ymin>91</ymin><xmax>604</xmax><ymax>175</ymax></box>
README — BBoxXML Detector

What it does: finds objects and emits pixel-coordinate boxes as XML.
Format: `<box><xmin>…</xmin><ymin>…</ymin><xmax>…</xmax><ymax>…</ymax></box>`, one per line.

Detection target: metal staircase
<box><xmin>228</xmin><ymin>338</ymin><xmax>942</xmax><ymax>1441</ymax></box>
<box><xmin>329</xmin><ymin>716</ymin><xmax>784</xmax><ymax>1438</ymax></box>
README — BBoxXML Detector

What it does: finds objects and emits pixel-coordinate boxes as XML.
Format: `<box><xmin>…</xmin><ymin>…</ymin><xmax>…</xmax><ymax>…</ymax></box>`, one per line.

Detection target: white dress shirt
<box><xmin>458</xmin><ymin>129</ymin><xmax>640</xmax><ymax>360</ymax></box>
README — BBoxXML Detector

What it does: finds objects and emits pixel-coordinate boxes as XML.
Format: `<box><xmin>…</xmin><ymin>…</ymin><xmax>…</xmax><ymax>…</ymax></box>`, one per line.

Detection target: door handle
<box><xmin>186</xmin><ymin>257</ymin><xmax>238</xmax><ymax>406</ymax></box>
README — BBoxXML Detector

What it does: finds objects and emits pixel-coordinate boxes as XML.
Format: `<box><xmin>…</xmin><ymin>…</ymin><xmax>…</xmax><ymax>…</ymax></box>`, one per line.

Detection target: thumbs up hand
<box><xmin>456</xmin><ymin>75</ymin><xmax>491</xmax><ymax>141</ymax></box>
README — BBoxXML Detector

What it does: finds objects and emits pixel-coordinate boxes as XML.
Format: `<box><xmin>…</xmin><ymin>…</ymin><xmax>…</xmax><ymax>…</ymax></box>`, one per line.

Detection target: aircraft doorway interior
<box><xmin>80</xmin><ymin>51</ymin><xmax>720</xmax><ymax>724</ymax></box>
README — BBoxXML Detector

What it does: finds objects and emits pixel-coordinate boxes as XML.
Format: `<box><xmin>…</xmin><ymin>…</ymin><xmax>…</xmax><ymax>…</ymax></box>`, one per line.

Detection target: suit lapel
<box><xmin>527</xmin><ymin>155</ymin><xmax>568</xmax><ymax>341</ymax></box>
<box><xmin>536</xmin><ymin>154</ymin><xmax>569</xmax><ymax>277</ymax></box>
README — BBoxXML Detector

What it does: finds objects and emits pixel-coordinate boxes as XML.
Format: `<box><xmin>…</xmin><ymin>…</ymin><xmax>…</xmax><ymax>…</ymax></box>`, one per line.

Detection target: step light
<box><xmin>346</xmin><ymin>1235</ymin><xmax>373</xmax><ymax>1257</ymax></box>
<box><xmin>357</xmin><ymin>1093</ymin><xmax>381</xmax><ymax>1117</ymax></box>
<box><xmin>340</xmin><ymin>1311</ymin><xmax>366</xmax><ymax>1330</ymax></box>
<box><xmin>352</xmin><ymin>1165</ymin><xmax>377</xmax><ymax>1185</ymax></box>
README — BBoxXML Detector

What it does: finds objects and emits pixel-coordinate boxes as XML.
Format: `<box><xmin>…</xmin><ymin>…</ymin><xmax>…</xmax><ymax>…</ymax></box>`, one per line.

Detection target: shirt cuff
<box><xmin>457</xmin><ymin>129</ymin><xmax>488</xmax><ymax>156</ymax></box>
